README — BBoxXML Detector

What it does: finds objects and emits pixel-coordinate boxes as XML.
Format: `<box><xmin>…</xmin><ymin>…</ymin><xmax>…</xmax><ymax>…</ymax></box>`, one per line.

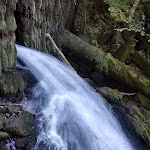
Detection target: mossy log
<box><xmin>131</xmin><ymin>51</ymin><xmax>150</xmax><ymax>78</ymax></box>
<box><xmin>58</xmin><ymin>25</ymin><xmax>150</xmax><ymax>98</ymax></box>
<box><xmin>115</xmin><ymin>38</ymin><xmax>135</xmax><ymax>62</ymax></box>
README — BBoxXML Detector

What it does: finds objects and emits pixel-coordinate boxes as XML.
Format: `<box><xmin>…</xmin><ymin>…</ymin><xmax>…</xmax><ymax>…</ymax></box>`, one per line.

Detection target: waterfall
<box><xmin>16</xmin><ymin>44</ymin><xmax>135</xmax><ymax>150</ymax></box>
<box><xmin>6</xmin><ymin>139</ymin><xmax>17</xmax><ymax>150</ymax></box>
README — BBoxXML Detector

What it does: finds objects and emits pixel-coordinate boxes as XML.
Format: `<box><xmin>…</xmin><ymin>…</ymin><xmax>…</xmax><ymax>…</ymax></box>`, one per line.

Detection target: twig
<box><xmin>121</xmin><ymin>92</ymin><xmax>136</xmax><ymax>96</ymax></box>
<box><xmin>45</xmin><ymin>33</ymin><xmax>76</xmax><ymax>72</ymax></box>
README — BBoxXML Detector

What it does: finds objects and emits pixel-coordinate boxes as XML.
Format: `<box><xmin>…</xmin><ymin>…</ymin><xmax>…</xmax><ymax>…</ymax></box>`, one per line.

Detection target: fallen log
<box><xmin>57</xmin><ymin>25</ymin><xmax>150</xmax><ymax>98</ymax></box>
<box><xmin>131</xmin><ymin>51</ymin><xmax>150</xmax><ymax>78</ymax></box>
<box><xmin>115</xmin><ymin>38</ymin><xmax>136</xmax><ymax>62</ymax></box>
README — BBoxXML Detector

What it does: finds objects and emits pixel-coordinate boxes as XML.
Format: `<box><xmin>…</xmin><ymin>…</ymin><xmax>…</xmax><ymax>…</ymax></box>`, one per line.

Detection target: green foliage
<box><xmin>142</xmin><ymin>0</ymin><xmax>150</xmax><ymax>2</ymax></box>
<box><xmin>104</xmin><ymin>0</ymin><xmax>144</xmax><ymax>35</ymax></box>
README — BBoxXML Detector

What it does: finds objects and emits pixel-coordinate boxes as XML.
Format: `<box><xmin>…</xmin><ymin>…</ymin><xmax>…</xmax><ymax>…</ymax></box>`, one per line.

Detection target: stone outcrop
<box><xmin>15</xmin><ymin>0</ymin><xmax>76</xmax><ymax>52</ymax></box>
<box><xmin>0</xmin><ymin>104</ymin><xmax>34</xmax><ymax>149</ymax></box>
<box><xmin>0</xmin><ymin>0</ymin><xmax>17</xmax><ymax>74</ymax></box>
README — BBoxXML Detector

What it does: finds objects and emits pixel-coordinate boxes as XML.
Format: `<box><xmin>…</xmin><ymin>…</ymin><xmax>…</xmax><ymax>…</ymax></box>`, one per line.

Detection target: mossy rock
<box><xmin>126</xmin><ymin>104</ymin><xmax>150</xmax><ymax>146</ymax></box>
<box><xmin>131</xmin><ymin>105</ymin><xmax>145</xmax><ymax>121</ymax></box>
<box><xmin>0</xmin><ymin>113</ymin><xmax>6</xmax><ymax>124</ymax></box>
<box><xmin>5</xmin><ymin>111</ymin><xmax>33</xmax><ymax>136</ymax></box>
<box><xmin>4</xmin><ymin>104</ymin><xmax>23</xmax><ymax>113</ymax></box>
<box><xmin>84</xmin><ymin>78</ymin><xmax>95</xmax><ymax>87</ymax></box>
<box><xmin>0</xmin><ymin>132</ymin><xmax>8</xmax><ymax>141</ymax></box>
<box><xmin>0</xmin><ymin>72</ymin><xmax>24</xmax><ymax>98</ymax></box>
<box><xmin>96</xmin><ymin>87</ymin><xmax>123</xmax><ymax>104</ymax></box>
<box><xmin>134</xmin><ymin>93</ymin><xmax>150</xmax><ymax>110</ymax></box>
<box><xmin>132</xmin><ymin>118</ymin><xmax>150</xmax><ymax>146</ymax></box>
<box><xmin>0</xmin><ymin>121</ymin><xmax>3</xmax><ymax>130</ymax></box>
<box><xmin>131</xmin><ymin>51</ymin><xmax>150</xmax><ymax>78</ymax></box>
<box><xmin>115</xmin><ymin>38</ymin><xmax>136</xmax><ymax>62</ymax></box>
<box><xmin>109</xmin><ymin>7</ymin><xmax>127</xmax><ymax>22</ymax></box>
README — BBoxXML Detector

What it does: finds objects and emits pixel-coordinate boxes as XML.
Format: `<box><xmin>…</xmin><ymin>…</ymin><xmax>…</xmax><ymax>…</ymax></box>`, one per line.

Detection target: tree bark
<box><xmin>57</xmin><ymin>25</ymin><xmax>150</xmax><ymax>98</ymax></box>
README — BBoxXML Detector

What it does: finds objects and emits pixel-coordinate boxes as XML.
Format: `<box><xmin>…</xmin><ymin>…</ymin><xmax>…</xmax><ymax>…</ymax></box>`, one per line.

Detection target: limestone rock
<box><xmin>5</xmin><ymin>110</ymin><xmax>33</xmax><ymax>136</ymax></box>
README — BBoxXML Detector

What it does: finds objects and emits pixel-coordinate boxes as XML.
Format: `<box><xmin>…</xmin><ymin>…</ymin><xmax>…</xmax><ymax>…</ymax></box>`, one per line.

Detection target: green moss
<box><xmin>4</xmin><ymin>104</ymin><xmax>23</xmax><ymax>113</ymax></box>
<box><xmin>132</xmin><ymin>51</ymin><xmax>150</xmax><ymax>78</ymax></box>
<box><xmin>140</xmin><ymin>108</ymin><xmax>150</xmax><ymax>120</ymax></box>
<box><xmin>131</xmin><ymin>106</ymin><xmax>145</xmax><ymax>121</ymax></box>
<box><xmin>0</xmin><ymin>0</ymin><xmax>5</xmax><ymax>13</ymax></box>
<box><xmin>0</xmin><ymin>132</ymin><xmax>8</xmax><ymax>141</ymax></box>
<box><xmin>6</xmin><ymin>15</ymin><xmax>17</xmax><ymax>32</ymax></box>
<box><xmin>1</xmin><ymin>49</ymin><xmax>9</xmax><ymax>72</ymax></box>
<box><xmin>98</xmin><ymin>87</ymin><xmax>123</xmax><ymax>104</ymax></box>
<box><xmin>84</xmin><ymin>78</ymin><xmax>95</xmax><ymax>87</ymax></box>
<box><xmin>0</xmin><ymin>121</ymin><xmax>3</xmax><ymax>130</ymax></box>
<box><xmin>133</xmin><ymin>118</ymin><xmax>150</xmax><ymax>145</ymax></box>
<box><xmin>5</xmin><ymin>111</ymin><xmax>33</xmax><ymax>136</ymax></box>
<box><xmin>23</xmin><ymin>34</ymin><xmax>30</xmax><ymax>46</ymax></box>
<box><xmin>0</xmin><ymin>72</ymin><xmax>24</xmax><ymax>97</ymax></box>
<box><xmin>134</xmin><ymin>93</ymin><xmax>150</xmax><ymax>110</ymax></box>
<box><xmin>116</xmin><ymin>38</ymin><xmax>136</xmax><ymax>62</ymax></box>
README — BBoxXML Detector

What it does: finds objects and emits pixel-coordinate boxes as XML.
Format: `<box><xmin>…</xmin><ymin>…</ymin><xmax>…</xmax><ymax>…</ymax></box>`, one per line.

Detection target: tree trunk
<box><xmin>57</xmin><ymin>25</ymin><xmax>150</xmax><ymax>98</ymax></box>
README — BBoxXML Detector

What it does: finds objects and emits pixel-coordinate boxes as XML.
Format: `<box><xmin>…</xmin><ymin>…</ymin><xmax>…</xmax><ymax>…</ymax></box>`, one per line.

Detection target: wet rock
<box><xmin>134</xmin><ymin>93</ymin><xmax>150</xmax><ymax>111</ymax></box>
<box><xmin>0</xmin><ymin>121</ymin><xmax>3</xmax><ymax>130</ymax></box>
<box><xmin>14</xmin><ymin>136</ymin><xmax>29</xmax><ymax>148</ymax></box>
<box><xmin>114</xmin><ymin>98</ymin><xmax>150</xmax><ymax>147</ymax></box>
<box><xmin>84</xmin><ymin>78</ymin><xmax>95</xmax><ymax>87</ymax></box>
<box><xmin>115</xmin><ymin>38</ymin><xmax>136</xmax><ymax>62</ymax></box>
<box><xmin>0</xmin><ymin>0</ymin><xmax>17</xmax><ymax>74</ymax></box>
<box><xmin>0</xmin><ymin>113</ymin><xmax>6</xmax><ymax>124</ymax></box>
<box><xmin>0</xmin><ymin>132</ymin><xmax>8</xmax><ymax>141</ymax></box>
<box><xmin>0</xmin><ymin>104</ymin><xmax>35</xmax><ymax>149</ymax></box>
<box><xmin>126</xmin><ymin>106</ymin><xmax>150</xmax><ymax>146</ymax></box>
<box><xmin>0</xmin><ymin>140</ymin><xmax>7</xmax><ymax>150</ymax></box>
<box><xmin>5</xmin><ymin>110</ymin><xmax>33</xmax><ymax>136</ymax></box>
<box><xmin>0</xmin><ymin>106</ymin><xmax>7</xmax><ymax>114</ymax></box>
<box><xmin>15</xmin><ymin>0</ymin><xmax>76</xmax><ymax>52</ymax></box>
<box><xmin>4</xmin><ymin>104</ymin><xmax>23</xmax><ymax>114</ymax></box>
<box><xmin>96</xmin><ymin>87</ymin><xmax>123</xmax><ymax>104</ymax></box>
<box><xmin>0</xmin><ymin>72</ymin><xmax>24</xmax><ymax>99</ymax></box>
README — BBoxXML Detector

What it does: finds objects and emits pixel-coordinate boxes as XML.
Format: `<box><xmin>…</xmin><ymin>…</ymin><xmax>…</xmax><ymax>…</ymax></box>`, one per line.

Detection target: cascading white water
<box><xmin>16</xmin><ymin>44</ymin><xmax>135</xmax><ymax>150</ymax></box>
<box><xmin>6</xmin><ymin>139</ymin><xmax>17</xmax><ymax>150</ymax></box>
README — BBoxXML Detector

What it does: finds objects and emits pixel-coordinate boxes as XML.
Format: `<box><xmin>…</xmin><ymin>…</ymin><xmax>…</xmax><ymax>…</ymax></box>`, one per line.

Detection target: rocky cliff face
<box><xmin>0</xmin><ymin>0</ymin><xmax>17</xmax><ymax>73</ymax></box>
<box><xmin>15</xmin><ymin>0</ymin><xmax>76</xmax><ymax>52</ymax></box>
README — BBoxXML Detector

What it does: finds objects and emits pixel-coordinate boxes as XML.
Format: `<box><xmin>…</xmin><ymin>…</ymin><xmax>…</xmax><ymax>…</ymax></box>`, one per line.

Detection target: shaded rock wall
<box><xmin>0</xmin><ymin>0</ymin><xmax>17</xmax><ymax>73</ymax></box>
<box><xmin>15</xmin><ymin>0</ymin><xmax>76</xmax><ymax>52</ymax></box>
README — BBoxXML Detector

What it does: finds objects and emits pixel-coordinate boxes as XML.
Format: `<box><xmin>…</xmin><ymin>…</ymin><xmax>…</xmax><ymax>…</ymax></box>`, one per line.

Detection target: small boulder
<box><xmin>5</xmin><ymin>110</ymin><xmax>33</xmax><ymax>136</ymax></box>
<box><xmin>134</xmin><ymin>93</ymin><xmax>150</xmax><ymax>111</ymax></box>
<box><xmin>0</xmin><ymin>132</ymin><xmax>8</xmax><ymax>141</ymax></box>
<box><xmin>96</xmin><ymin>87</ymin><xmax>123</xmax><ymax>104</ymax></box>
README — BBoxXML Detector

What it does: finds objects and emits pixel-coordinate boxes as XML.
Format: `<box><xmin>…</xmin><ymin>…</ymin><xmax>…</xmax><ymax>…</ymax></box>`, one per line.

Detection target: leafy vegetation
<box><xmin>104</xmin><ymin>0</ymin><xmax>144</xmax><ymax>35</ymax></box>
